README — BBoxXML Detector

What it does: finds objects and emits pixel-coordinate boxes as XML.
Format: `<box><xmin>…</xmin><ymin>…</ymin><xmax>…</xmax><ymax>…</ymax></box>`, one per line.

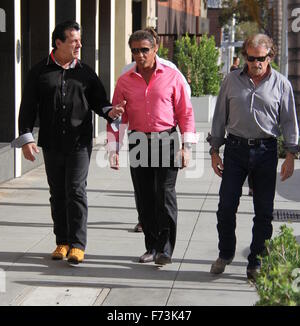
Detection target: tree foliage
<box><xmin>174</xmin><ymin>34</ymin><xmax>222</xmax><ymax>96</ymax></box>
<box><xmin>219</xmin><ymin>0</ymin><xmax>270</xmax><ymax>33</ymax></box>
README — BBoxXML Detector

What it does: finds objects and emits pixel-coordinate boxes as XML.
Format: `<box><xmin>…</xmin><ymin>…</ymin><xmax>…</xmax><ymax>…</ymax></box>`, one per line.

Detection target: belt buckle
<box><xmin>248</xmin><ymin>138</ymin><xmax>255</xmax><ymax>146</ymax></box>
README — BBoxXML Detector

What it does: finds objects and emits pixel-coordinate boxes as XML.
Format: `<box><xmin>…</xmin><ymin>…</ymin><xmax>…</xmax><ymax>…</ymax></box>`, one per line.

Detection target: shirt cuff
<box><xmin>208</xmin><ymin>136</ymin><xmax>225</xmax><ymax>149</ymax></box>
<box><xmin>11</xmin><ymin>133</ymin><xmax>35</xmax><ymax>148</ymax></box>
<box><xmin>285</xmin><ymin>144</ymin><xmax>299</xmax><ymax>154</ymax></box>
<box><xmin>102</xmin><ymin>106</ymin><xmax>112</xmax><ymax>114</ymax></box>
<box><xmin>181</xmin><ymin>132</ymin><xmax>197</xmax><ymax>143</ymax></box>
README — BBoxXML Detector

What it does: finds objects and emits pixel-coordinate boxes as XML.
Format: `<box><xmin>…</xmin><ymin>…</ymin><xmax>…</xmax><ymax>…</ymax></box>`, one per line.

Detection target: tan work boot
<box><xmin>51</xmin><ymin>245</ymin><xmax>70</xmax><ymax>260</ymax></box>
<box><xmin>210</xmin><ymin>257</ymin><xmax>233</xmax><ymax>274</ymax></box>
<box><xmin>67</xmin><ymin>248</ymin><xmax>85</xmax><ymax>265</ymax></box>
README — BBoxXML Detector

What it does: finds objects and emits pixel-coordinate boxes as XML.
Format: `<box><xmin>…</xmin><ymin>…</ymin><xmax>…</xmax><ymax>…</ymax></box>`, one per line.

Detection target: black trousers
<box><xmin>129</xmin><ymin>132</ymin><xmax>179</xmax><ymax>256</ymax></box>
<box><xmin>43</xmin><ymin>144</ymin><xmax>92</xmax><ymax>250</ymax></box>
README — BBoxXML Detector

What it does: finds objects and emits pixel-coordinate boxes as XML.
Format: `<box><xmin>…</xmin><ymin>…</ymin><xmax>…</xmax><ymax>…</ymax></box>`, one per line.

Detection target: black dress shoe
<box><xmin>155</xmin><ymin>252</ymin><xmax>172</xmax><ymax>265</ymax></box>
<box><xmin>139</xmin><ymin>250</ymin><xmax>156</xmax><ymax>263</ymax></box>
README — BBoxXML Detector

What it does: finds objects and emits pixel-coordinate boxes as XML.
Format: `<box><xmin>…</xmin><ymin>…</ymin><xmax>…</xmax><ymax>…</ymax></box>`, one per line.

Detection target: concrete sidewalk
<box><xmin>0</xmin><ymin>122</ymin><xmax>300</xmax><ymax>306</ymax></box>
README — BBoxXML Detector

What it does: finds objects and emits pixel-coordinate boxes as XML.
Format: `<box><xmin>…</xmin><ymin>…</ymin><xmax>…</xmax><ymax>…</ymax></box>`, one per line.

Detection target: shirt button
<box><xmin>62</xmin><ymin>118</ymin><xmax>66</xmax><ymax>122</ymax></box>
<box><xmin>62</xmin><ymin>130</ymin><xmax>66</xmax><ymax>135</ymax></box>
<box><xmin>62</xmin><ymin>105</ymin><xmax>66</xmax><ymax>109</ymax></box>
<box><xmin>63</xmin><ymin>93</ymin><xmax>66</xmax><ymax>96</ymax></box>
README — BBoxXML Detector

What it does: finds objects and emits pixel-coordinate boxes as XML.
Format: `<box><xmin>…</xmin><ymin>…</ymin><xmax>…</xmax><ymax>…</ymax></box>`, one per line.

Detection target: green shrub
<box><xmin>271</xmin><ymin>61</ymin><xmax>279</xmax><ymax>71</ymax></box>
<box><xmin>174</xmin><ymin>34</ymin><xmax>222</xmax><ymax>97</ymax></box>
<box><xmin>255</xmin><ymin>225</ymin><xmax>300</xmax><ymax>306</ymax></box>
<box><xmin>277</xmin><ymin>134</ymin><xmax>285</xmax><ymax>158</ymax></box>
<box><xmin>157</xmin><ymin>43</ymin><xmax>169</xmax><ymax>59</ymax></box>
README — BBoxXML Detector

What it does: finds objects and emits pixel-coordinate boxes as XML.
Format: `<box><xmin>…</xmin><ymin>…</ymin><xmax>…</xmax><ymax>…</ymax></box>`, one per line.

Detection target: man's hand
<box><xmin>22</xmin><ymin>142</ymin><xmax>39</xmax><ymax>161</ymax></box>
<box><xmin>109</xmin><ymin>151</ymin><xmax>119</xmax><ymax>170</ymax></box>
<box><xmin>280</xmin><ymin>152</ymin><xmax>295</xmax><ymax>181</ymax></box>
<box><xmin>108</xmin><ymin>100</ymin><xmax>126</xmax><ymax>120</ymax></box>
<box><xmin>178</xmin><ymin>148</ymin><xmax>191</xmax><ymax>169</ymax></box>
<box><xmin>211</xmin><ymin>152</ymin><xmax>224</xmax><ymax>177</ymax></box>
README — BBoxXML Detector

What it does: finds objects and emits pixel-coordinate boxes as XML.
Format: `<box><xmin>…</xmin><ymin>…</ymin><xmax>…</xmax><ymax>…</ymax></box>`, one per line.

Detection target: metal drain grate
<box><xmin>273</xmin><ymin>209</ymin><xmax>300</xmax><ymax>223</ymax></box>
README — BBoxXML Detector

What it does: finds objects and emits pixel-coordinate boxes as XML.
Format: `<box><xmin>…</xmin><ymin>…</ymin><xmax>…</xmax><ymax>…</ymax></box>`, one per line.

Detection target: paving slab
<box><xmin>0</xmin><ymin>122</ymin><xmax>299</xmax><ymax>306</ymax></box>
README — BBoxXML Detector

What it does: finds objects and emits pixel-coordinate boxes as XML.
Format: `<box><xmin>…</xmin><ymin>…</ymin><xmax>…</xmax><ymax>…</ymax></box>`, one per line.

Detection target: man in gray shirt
<box><xmin>208</xmin><ymin>34</ymin><xmax>299</xmax><ymax>280</ymax></box>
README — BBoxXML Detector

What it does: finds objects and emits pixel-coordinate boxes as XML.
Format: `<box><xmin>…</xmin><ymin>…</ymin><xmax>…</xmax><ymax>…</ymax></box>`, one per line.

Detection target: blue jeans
<box><xmin>217</xmin><ymin>135</ymin><xmax>278</xmax><ymax>267</ymax></box>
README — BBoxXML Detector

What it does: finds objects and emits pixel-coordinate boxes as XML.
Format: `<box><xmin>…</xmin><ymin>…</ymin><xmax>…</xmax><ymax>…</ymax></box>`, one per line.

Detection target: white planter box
<box><xmin>191</xmin><ymin>95</ymin><xmax>217</xmax><ymax>122</ymax></box>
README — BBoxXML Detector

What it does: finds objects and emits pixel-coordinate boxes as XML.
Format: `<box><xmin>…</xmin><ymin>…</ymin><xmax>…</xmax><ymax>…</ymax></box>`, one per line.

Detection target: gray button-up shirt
<box><xmin>210</xmin><ymin>66</ymin><xmax>299</xmax><ymax>153</ymax></box>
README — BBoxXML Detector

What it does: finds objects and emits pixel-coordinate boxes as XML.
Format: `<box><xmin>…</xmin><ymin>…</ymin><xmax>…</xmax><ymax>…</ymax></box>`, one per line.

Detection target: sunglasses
<box><xmin>131</xmin><ymin>47</ymin><xmax>151</xmax><ymax>55</ymax></box>
<box><xmin>246</xmin><ymin>54</ymin><xmax>269</xmax><ymax>62</ymax></box>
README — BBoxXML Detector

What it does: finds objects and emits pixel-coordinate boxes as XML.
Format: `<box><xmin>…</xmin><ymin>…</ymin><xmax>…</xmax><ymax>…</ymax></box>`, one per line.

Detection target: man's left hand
<box><xmin>108</xmin><ymin>100</ymin><xmax>126</xmax><ymax>120</ymax></box>
<box><xmin>280</xmin><ymin>152</ymin><xmax>295</xmax><ymax>181</ymax></box>
<box><xmin>178</xmin><ymin>148</ymin><xmax>191</xmax><ymax>169</ymax></box>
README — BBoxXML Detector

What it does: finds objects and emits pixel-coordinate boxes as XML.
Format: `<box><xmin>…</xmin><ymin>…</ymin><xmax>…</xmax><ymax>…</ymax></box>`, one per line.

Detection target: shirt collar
<box><xmin>47</xmin><ymin>50</ymin><xmax>81</xmax><ymax>69</ymax></box>
<box><xmin>129</xmin><ymin>57</ymin><xmax>165</xmax><ymax>76</ymax></box>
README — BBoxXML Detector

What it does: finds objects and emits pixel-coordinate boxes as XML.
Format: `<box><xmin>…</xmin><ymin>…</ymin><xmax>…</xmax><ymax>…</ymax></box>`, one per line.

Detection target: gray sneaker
<box><xmin>210</xmin><ymin>257</ymin><xmax>233</xmax><ymax>274</ymax></box>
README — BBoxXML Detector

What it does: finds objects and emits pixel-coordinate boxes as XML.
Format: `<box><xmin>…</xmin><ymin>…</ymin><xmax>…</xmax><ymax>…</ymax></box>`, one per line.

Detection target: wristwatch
<box><xmin>209</xmin><ymin>147</ymin><xmax>219</xmax><ymax>155</ymax></box>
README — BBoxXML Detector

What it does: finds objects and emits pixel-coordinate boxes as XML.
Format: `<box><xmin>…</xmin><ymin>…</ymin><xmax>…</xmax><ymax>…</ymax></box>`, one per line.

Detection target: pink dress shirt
<box><xmin>107</xmin><ymin>60</ymin><xmax>196</xmax><ymax>150</ymax></box>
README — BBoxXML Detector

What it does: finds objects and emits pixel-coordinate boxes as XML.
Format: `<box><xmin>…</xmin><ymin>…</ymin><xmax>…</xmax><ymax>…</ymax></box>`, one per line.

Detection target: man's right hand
<box><xmin>109</xmin><ymin>152</ymin><xmax>119</xmax><ymax>170</ymax></box>
<box><xmin>108</xmin><ymin>100</ymin><xmax>126</xmax><ymax>120</ymax></box>
<box><xmin>211</xmin><ymin>152</ymin><xmax>224</xmax><ymax>177</ymax></box>
<box><xmin>22</xmin><ymin>143</ymin><xmax>39</xmax><ymax>161</ymax></box>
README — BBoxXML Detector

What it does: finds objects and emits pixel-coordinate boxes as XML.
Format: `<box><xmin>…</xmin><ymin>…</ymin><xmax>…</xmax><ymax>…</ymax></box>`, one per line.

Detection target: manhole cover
<box><xmin>273</xmin><ymin>209</ymin><xmax>300</xmax><ymax>223</ymax></box>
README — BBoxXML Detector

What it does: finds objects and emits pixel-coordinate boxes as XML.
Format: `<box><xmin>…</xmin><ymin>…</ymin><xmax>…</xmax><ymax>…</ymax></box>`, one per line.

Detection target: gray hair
<box><xmin>241</xmin><ymin>34</ymin><xmax>276</xmax><ymax>59</ymax></box>
<box><xmin>128</xmin><ymin>30</ymin><xmax>156</xmax><ymax>48</ymax></box>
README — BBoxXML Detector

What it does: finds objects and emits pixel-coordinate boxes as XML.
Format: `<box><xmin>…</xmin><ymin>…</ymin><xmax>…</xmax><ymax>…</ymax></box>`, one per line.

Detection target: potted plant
<box><xmin>174</xmin><ymin>34</ymin><xmax>222</xmax><ymax>122</ymax></box>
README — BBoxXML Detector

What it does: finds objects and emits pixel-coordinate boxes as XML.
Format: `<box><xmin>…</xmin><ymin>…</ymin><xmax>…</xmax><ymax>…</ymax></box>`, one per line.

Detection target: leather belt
<box><xmin>228</xmin><ymin>133</ymin><xmax>276</xmax><ymax>146</ymax></box>
<box><xmin>129</xmin><ymin>127</ymin><xmax>177</xmax><ymax>139</ymax></box>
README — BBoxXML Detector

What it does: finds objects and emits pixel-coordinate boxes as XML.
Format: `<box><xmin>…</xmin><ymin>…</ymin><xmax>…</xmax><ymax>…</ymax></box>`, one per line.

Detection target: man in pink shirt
<box><xmin>107</xmin><ymin>30</ymin><xmax>196</xmax><ymax>265</ymax></box>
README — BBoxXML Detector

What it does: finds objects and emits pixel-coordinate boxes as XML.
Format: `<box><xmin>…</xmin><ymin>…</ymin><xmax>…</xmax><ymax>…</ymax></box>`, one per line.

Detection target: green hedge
<box><xmin>255</xmin><ymin>225</ymin><xmax>300</xmax><ymax>306</ymax></box>
<box><xmin>174</xmin><ymin>34</ymin><xmax>222</xmax><ymax>97</ymax></box>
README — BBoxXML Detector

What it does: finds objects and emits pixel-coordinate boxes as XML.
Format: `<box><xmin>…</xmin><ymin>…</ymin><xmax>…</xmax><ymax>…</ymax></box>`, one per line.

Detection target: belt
<box><xmin>129</xmin><ymin>127</ymin><xmax>177</xmax><ymax>139</ymax></box>
<box><xmin>227</xmin><ymin>133</ymin><xmax>276</xmax><ymax>146</ymax></box>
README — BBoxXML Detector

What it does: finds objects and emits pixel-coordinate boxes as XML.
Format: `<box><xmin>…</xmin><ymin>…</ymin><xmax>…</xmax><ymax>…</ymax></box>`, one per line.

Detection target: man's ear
<box><xmin>55</xmin><ymin>39</ymin><xmax>62</xmax><ymax>49</ymax></box>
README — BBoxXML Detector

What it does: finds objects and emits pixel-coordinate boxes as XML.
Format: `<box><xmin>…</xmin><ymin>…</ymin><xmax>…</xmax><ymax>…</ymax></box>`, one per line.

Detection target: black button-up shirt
<box><xmin>18</xmin><ymin>54</ymin><xmax>112</xmax><ymax>153</ymax></box>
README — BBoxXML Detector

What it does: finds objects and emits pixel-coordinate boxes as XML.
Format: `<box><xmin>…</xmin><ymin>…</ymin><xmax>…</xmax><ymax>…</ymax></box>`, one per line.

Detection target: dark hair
<box><xmin>241</xmin><ymin>34</ymin><xmax>276</xmax><ymax>59</ymax></box>
<box><xmin>128</xmin><ymin>30</ymin><xmax>156</xmax><ymax>48</ymax></box>
<box><xmin>144</xmin><ymin>27</ymin><xmax>160</xmax><ymax>45</ymax></box>
<box><xmin>51</xmin><ymin>21</ymin><xmax>80</xmax><ymax>49</ymax></box>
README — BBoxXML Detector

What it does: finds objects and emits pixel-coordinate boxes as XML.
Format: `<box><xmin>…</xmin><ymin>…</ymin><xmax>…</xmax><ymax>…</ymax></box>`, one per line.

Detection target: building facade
<box><xmin>0</xmin><ymin>0</ymin><xmax>156</xmax><ymax>183</ymax></box>
<box><xmin>156</xmin><ymin>0</ymin><xmax>208</xmax><ymax>59</ymax></box>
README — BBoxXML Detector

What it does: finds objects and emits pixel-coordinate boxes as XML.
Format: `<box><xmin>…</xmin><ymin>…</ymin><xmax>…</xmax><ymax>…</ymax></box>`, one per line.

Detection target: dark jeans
<box><xmin>129</xmin><ymin>132</ymin><xmax>179</xmax><ymax>256</ymax></box>
<box><xmin>43</xmin><ymin>144</ymin><xmax>92</xmax><ymax>250</ymax></box>
<box><xmin>217</xmin><ymin>135</ymin><xmax>278</xmax><ymax>266</ymax></box>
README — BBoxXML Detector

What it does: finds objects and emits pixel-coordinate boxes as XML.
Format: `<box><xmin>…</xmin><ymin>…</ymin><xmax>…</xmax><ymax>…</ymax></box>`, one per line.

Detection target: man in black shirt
<box><xmin>12</xmin><ymin>21</ymin><xmax>125</xmax><ymax>265</ymax></box>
